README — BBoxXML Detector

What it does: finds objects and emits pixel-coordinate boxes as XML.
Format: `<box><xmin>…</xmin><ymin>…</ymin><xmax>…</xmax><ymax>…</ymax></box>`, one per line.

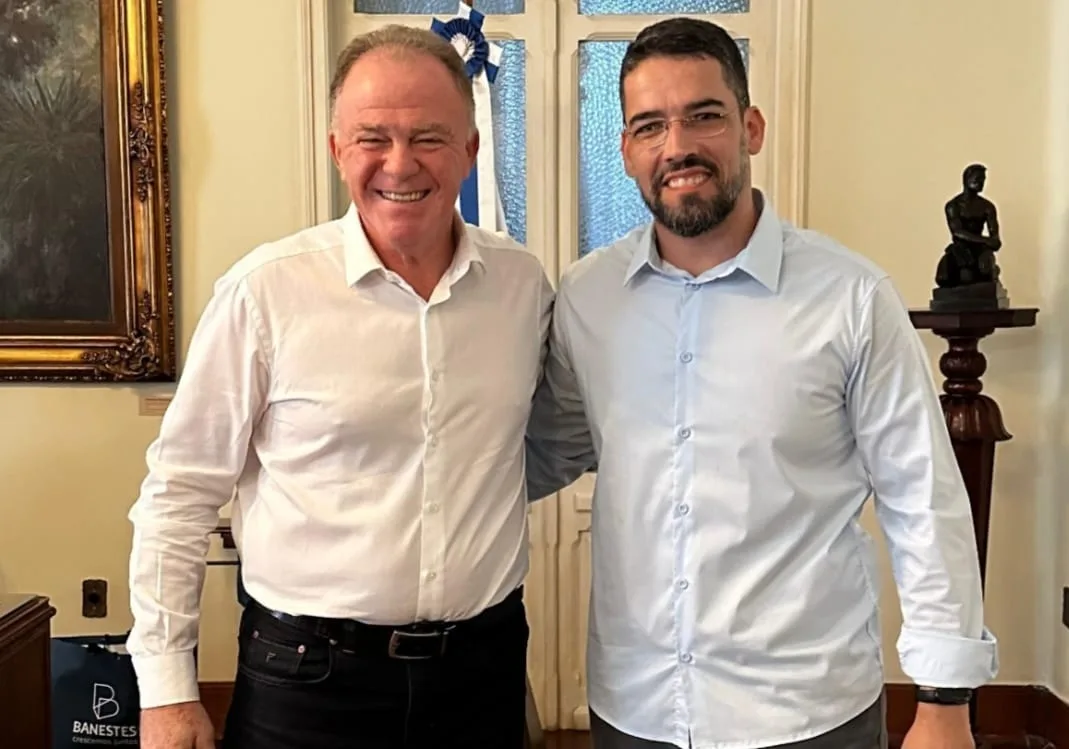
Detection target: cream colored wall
<box><xmin>1</xmin><ymin>0</ymin><xmax>1064</xmax><ymax>690</ymax></box>
<box><xmin>807</xmin><ymin>0</ymin><xmax>1053</xmax><ymax>683</ymax></box>
<box><xmin>1041</xmin><ymin>0</ymin><xmax>1069</xmax><ymax>701</ymax></box>
<box><xmin>0</xmin><ymin>0</ymin><xmax>307</xmax><ymax>681</ymax></box>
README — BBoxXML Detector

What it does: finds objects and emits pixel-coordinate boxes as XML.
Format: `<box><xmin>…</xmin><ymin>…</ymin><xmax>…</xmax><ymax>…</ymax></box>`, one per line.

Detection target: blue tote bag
<box><xmin>50</xmin><ymin>633</ymin><xmax>140</xmax><ymax>748</ymax></box>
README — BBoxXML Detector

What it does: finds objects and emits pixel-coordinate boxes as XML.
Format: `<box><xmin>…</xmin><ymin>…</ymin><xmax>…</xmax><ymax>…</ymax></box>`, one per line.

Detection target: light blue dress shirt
<box><xmin>526</xmin><ymin>191</ymin><xmax>998</xmax><ymax>749</ymax></box>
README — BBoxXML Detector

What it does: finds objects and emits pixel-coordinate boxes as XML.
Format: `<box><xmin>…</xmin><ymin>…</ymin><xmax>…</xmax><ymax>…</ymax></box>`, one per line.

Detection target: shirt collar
<box><xmin>341</xmin><ymin>202</ymin><xmax>484</xmax><ymax>288</ymax></box>
<box><xmin>623</xmin><ymin>189</ymin><xmax>784</xmax><ymax>292</ymax></box>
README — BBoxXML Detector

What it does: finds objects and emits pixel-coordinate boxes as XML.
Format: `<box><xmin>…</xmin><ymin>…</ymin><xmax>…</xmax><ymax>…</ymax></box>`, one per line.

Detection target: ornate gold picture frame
<box><xmin>0</xmin><ymin>0</ymin><xmax>174</xmax><ymax>382</ymax></box>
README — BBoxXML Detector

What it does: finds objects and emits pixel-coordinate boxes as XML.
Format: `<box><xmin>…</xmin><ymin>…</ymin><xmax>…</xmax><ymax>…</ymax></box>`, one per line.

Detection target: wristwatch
<box><xmin>915</xmin><ymin>686</ymin><xmax>973</xmax><ymax>705</ymax></box>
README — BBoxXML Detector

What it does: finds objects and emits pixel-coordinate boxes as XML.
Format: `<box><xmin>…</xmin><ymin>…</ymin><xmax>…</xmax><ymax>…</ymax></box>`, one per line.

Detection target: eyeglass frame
<box><xmin>622</xmin><ymin>108</ymin><xmax>738</xmax><ymax>150</ymax></box>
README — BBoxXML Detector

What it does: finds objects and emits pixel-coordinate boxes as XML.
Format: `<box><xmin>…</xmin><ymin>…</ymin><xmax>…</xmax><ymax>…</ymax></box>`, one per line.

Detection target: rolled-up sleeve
<box><xmin>845</xmin><ymin>277</ymin><xmax>998</xmax><ymax>688</ymax></box>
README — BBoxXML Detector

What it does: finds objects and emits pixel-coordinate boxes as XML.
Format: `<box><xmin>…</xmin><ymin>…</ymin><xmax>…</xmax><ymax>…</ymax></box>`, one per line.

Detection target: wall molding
<box><xmin>1035</xmin><ymin>0</ymin><xmax>1069</xmax><ymax>694</ymax></box>
<box><xmin>769</xmin><ymin>0</ymin><xmax>811</xmax><ymax>227</ymax></box>
<box><xmin>296</xmin><ymin>0</ymin><xmax>335</xmax><ymax>227</ymax></box>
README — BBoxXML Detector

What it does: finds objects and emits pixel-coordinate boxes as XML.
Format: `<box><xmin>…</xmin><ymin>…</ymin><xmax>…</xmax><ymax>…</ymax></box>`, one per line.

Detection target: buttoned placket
<box><xmin>416</xmin><ymin>301</ymin><xmax>446</xmax><ymax>622</ymax></box>
<box><xmin>413</xmin><ymin>262</ymin><xmax>469</xmax><ymax>622</ymax></box>
<box><xmin>670</xmin><ymin>277</ymin><xmax>703</xmax><ymax>733</ymax></box>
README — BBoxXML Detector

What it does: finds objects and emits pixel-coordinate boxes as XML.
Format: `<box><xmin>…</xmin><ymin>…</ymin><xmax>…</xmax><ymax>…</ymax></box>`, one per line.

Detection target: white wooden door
<box><xmin>310</xmin><ymin>0</ymin><xmax>810</xmax><ymax>731</ymax></box>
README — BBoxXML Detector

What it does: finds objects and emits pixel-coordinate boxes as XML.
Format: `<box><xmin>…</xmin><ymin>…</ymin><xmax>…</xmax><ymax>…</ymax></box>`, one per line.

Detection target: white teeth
<box><xmin>666</xmin><ymin>173</ymin><xmax>710</xmax><ymax>188</ymax></box>
<box><xmin>381</xmin><ymin>191</ymin><xmax>427</xmax><ymax>202</ymax></box>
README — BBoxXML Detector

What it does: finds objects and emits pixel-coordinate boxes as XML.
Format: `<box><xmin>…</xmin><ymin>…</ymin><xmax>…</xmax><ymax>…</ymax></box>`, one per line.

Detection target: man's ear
<box><xmin>743</xmin><ymin>106</ymin><xmax>766</xmax><ymax>156</ymax></box>
<box><xmin>328</xmin><ymin>130</ymin><xmax>344</xmax><ymax>178</ymax></box>
<box><xmin>468</xmin><ymin>128</ymin><xmax>481</xmax><ymax>170</ymax></box>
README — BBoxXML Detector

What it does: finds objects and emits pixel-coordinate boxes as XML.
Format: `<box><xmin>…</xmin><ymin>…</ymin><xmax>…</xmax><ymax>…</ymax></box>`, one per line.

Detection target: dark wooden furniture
<box><xmin>209</xmin><ymin>520</ymin><xmax>545</xmax><ymax>747</ymax></box>
<box><xmin>0</xmin><ymin>594</ymin><xmax>57</xmax><ymax>749</ymax></box>
<box><xmin>909</xmin><ymin>306</ymin><xmax>1039</xmax><ymax>738</ymax></box>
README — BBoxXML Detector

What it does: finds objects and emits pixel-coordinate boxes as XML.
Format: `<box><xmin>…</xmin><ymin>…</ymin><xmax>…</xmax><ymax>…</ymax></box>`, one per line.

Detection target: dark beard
<box><xmin>641</xmin><ymin>154</ymin><xmax>747</xmax><ymax>239</ymax></box>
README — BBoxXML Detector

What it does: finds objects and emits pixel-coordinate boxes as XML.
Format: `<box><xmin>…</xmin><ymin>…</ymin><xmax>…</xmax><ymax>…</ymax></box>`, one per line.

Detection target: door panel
<box><xmin>558</xmin><ymin>472</ymin><xmax>594</xmax><ymax>730</ymax></box>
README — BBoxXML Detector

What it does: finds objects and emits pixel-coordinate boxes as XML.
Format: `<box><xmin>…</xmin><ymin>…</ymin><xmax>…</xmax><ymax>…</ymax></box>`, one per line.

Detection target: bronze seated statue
<box><xmin>931</xmin><ymin>163</ymin><xmax>1009</xmax><ymax>311</ymax></box>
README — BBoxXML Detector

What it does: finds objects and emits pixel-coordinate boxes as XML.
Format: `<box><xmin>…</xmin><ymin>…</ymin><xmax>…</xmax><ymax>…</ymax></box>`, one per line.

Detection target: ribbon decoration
<box><xmin>431</xmin><ymin>3</ymin><xmax>507</xmax><ymax>233</ymax></box>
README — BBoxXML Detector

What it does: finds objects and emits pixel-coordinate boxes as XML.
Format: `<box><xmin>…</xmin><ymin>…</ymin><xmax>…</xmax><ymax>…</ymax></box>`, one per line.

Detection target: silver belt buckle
<box><xmin>387</xmin><ymin>629</ymin><xmax>448</xmax><ymax>659</ymax></box>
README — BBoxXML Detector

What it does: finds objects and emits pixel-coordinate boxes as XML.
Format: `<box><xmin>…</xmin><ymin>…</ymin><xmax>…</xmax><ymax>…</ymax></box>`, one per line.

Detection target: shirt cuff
<box><xmin>897</xmin><ymin>625</ymin><xmax>999</xmax><ymax>689</ymax></box>
<box><xmin>131</xmin><ymin>651</ymin><xmax>200</xmax><ymax>709</ymax></box>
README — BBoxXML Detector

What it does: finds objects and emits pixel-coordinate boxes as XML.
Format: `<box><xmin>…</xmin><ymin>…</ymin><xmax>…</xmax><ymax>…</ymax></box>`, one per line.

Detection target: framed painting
<box><xmin>0</xmin><ymin>0</ymin><xmax>175</xmax><ymax>382</ymax></box>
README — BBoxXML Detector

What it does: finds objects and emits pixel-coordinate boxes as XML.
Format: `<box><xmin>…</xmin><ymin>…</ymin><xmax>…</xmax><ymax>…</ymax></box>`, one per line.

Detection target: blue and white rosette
<box><xmin>431</xmin><ymin>3</ymin><xmax>507</xmax><ymax>234</ymax></box>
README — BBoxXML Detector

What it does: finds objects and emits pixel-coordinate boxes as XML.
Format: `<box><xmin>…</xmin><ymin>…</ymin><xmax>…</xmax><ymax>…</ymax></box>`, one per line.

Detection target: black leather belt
<box><xmin>246</xmin><ymin>586</ymin><xmax>523</xmax><ymax>660</ymax></box>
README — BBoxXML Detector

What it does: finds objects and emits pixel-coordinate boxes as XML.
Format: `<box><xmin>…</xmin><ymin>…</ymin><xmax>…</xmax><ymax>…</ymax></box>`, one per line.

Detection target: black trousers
<box><xmin>221</xmin><ymin>589</ymin><xmax>529</xmax><ymax>749</ymax></box>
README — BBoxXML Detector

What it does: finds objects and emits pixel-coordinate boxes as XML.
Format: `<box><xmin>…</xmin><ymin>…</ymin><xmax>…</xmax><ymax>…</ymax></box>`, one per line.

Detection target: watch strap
<box><xmin>915</xmin><ymin>686</ymin><xmax>973</xmax><ymax>705</ymax></box>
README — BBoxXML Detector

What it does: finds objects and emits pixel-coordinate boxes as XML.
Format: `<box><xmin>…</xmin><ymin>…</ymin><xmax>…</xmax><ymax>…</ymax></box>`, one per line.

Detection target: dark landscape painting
<box><xmin>0</xmin><ymin>0</ymin><xmax>110</xmax><ymax>323</ymax></box>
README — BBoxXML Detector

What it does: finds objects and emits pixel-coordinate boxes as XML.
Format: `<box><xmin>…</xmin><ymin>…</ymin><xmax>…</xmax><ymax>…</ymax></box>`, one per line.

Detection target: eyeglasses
<box><xmin>625</xmin><ymin>110</ymin><xmax>734</xmax><ymax>149</ymax></box>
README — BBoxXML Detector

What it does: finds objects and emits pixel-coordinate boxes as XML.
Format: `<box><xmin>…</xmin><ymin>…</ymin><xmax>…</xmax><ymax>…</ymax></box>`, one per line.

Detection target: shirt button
<box><xmin>680</xmin><ymin>653</ymin><xmax>693</xmax><ymax>663</ymax></box>
<box><xmin>679</xmin><ymin>427</ymin><xmax>691</xmax><ymax>439</ymax></box>
<box><xmin>679</xmin><ymin>352</ymin><xmax>693</xmax><ymax>363</ymax></box>
<box><xmin>427</xmin><ymin>503</ymin><xmax>439</xmax><ymax>513</ymax></box>
<box><xmin>677</xmin><ymin>579</ymin><xmax>689</xmax><ymax>590</ymax></box>
<box><xmin>426</xmin><ymin>571</ymin><xmax>437</xmax><ymax>581</ymax></box>
<box><xmin>677</xmin><ymin>504</ymin><xmax>690</xmax><ymax>516</ymax></box>
<box><xmin>431</xmin><ymin>370</ymin><xmax>441</xmax><ymax>383</ymax></box>
<box><xmin>428</xmin><ymin>435</ymin><xmax>438</xmax><ymax>447</ymax></box>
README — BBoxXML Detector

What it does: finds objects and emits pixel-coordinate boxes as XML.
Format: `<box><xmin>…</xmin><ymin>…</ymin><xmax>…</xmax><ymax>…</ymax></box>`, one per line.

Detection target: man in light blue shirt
<box><xmin>526</xmin><ymin>17</ymin><xmax>997</xmax><ymax>749</ymax></box>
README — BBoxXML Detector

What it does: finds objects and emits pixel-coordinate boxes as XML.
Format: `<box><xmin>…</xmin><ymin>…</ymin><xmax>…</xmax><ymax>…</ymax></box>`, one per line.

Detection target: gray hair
<box><xmin>329</xmin><ymin>24</ymin><xmax>475</xmax><ymax>130</ymax></box>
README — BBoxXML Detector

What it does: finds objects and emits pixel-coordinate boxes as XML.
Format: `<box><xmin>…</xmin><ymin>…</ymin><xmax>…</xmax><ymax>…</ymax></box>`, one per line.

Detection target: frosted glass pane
<box><xmin>490</xmin><ymin>39</ymin><xmax>527</xmax><ymax>243</ymax></box>
<box><xmin>578</xmin><ymin>41</ymin><xmax>643</xmax><ymax>258</ymax></box>
<box><xmin>356</xmin><ymin>0</ymin><xmax>523</xmax><ymax>13</ymax></box>
<box><xmin>579</xmin><ymin>0</ymin><xmax>747</xmax><ymax>14</ymax></box>
<box><xmin>578</xmin><ymin>39</ymin><xmax>748</xmax><ymax>257</ymax></box>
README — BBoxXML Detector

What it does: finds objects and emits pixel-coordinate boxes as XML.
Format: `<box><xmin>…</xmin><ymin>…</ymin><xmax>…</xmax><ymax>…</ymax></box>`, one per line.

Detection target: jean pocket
<box><xmin>237</xmin><ymin>623</ymin><xmax>333</xmax><ymax>688</ymax></box>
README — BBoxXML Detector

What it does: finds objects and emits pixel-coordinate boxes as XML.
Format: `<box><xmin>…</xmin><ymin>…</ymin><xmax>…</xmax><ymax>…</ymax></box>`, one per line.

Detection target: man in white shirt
<box><xmin>526</xmin><ymin>17</ymin><xmax>997</xmax><ymax>749</ymax></box>
<box><xmin>128</xmin><ymin>25</ymin><xmax>552</xmax><ymax>749</ymax></box>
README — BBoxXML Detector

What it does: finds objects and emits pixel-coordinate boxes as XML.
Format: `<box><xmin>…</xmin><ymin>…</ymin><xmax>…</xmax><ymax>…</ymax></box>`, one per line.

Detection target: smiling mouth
<box><xmin>377</xmin><ymin>190</ymin><xmax>431</xmax><ymax>203</ymax></box>
<box><xmin>663</xmin><ymin>172</ymin><xmax>711</xmax><ymax>189</ymax></box>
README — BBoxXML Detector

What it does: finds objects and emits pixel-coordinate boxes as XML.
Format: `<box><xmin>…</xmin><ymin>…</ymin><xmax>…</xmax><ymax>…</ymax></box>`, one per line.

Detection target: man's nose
<box><xmin>659</xmin><ymin>120</ymin><xmax>700</xmax><ymax>164</ymax></box>
<box><xmin>382</xmin><ymin>142</ymin><xmax>420</xmax><ymax>177</ymax></box>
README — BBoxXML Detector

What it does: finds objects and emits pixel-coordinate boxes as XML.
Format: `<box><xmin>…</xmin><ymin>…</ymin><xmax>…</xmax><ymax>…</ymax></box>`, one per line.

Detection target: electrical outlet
<box><xmin>82</xmin><ymin>579</ymin><xmax>108</xmax><ymax>618</ymax></box>
<box><xmin>1062</xmin><ymin>587</ymin><xmax>1069</xmax><ymax>629</ymax></box>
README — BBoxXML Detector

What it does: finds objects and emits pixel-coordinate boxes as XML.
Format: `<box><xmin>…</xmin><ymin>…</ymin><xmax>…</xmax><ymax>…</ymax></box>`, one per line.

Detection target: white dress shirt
<box><xmin>128</xmin><ymin>203</ymin><xmax>552</xmax><ymax>709</ymax></box>
<box><xmin>526</xmin><ymin>191</ymin><xmax>998</xmax><ymax>749</ymax></box>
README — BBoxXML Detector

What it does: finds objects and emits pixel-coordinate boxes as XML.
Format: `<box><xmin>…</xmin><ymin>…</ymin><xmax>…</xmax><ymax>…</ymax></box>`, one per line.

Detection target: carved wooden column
<box><xmin>908</xmin><ymin>306</ymin><xmax>1038</xmax><ymax>740</ymax></box>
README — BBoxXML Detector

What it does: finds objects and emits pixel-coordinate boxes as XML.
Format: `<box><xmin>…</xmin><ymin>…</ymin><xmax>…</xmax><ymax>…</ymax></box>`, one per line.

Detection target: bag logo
<box><xmin>92</xmin><ymin>683</ymin><xmax>120</xmax><ymax>720</ymax></box>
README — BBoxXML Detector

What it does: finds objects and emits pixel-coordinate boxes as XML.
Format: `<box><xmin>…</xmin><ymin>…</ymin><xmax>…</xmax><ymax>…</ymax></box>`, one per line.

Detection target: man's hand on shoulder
<box><xmin>902</xmin><ymin>703</ymin><xmax>974</xmax><ymax>749</ymax></box>
<box><xmin>140</xmin><ymin>701</ymin><xmax>216</xmax><ymax>749</ymax></box>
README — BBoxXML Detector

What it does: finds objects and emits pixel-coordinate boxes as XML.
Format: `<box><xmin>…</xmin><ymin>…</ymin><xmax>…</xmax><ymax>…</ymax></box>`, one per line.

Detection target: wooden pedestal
<box><xmin>0</xmin><ymin>594</ymin><xmax>57</xmax><ymax>749</ymax></box>
<box><xmin>909</xmin><ymin>306</ymin><xmax>1039</xmax><ymax>738</ymax></box>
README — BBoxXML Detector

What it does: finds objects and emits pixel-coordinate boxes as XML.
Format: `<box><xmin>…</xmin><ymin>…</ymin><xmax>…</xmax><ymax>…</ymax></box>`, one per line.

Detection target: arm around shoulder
<box><xmin>524</xmin><ymin>277</ymin><xmax>597</xmax><ymax>501</ymax></box>
<box><xmin>845</xmin><ymin>276</ymin><xmax>998</xmax><ymax>689</ymax></box>
<box><xmin>127</xmin><ymin>274</ymin><xmax>271</xmax><ymax>708</ymax></box>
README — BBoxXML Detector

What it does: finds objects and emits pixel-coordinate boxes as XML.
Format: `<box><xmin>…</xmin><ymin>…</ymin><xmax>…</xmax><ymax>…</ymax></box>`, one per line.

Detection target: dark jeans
<box><xmin>221</xmin><ymin>589</ymin><xmax>529</xmax><ymax>749</ymax></box>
